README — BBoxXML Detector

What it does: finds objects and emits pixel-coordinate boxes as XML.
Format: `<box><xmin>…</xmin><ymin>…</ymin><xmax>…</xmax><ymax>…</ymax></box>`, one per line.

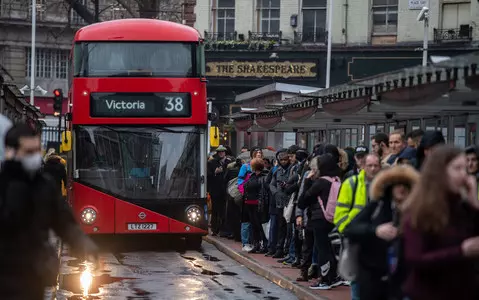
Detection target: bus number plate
<box><xmin>127</xmin><ymin>223</ymin><xmax>157</xmax><ymax>230</ymax></box>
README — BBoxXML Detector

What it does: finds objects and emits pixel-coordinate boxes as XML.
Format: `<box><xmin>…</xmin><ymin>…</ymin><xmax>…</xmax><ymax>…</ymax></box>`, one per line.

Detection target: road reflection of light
<box><xmin>80</xmin><ymin>261</ymin><xmax>94</xmax><ymax>297</ymax></box>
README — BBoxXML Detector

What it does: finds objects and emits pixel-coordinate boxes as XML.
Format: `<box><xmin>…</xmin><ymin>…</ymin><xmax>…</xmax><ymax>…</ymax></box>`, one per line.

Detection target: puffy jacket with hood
<box><xmin>344</xmin><ymin>165</ymin><xmax>419</xmax><ymax>297</ymax></box>
<box><xmin>298</xmin><ymin>153</ymin><xmax>342</xmax><ymax>222</ymax></box>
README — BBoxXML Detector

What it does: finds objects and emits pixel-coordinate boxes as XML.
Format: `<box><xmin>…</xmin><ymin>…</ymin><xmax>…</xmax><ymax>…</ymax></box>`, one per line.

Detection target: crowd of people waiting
<box><xmin>207</xmin><ymin>129</ymin><xmax>479</xmax><ymax>300</ymax></box>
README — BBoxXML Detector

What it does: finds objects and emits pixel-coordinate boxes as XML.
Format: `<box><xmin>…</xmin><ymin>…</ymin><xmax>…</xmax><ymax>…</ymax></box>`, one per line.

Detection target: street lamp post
<box><xmin>422</xmin><ymin>12</ymin><xmax>429</xmax><ymax>67</ymax></box>
<box><xmin>30</xmin><ymin>0</ymin><xmax>36</xmax><ymax>105</ymax></box>
<box><xmin>325</xmin><ymin>0</ymin><xmax>333</xmax><ymax>88</ymax></box>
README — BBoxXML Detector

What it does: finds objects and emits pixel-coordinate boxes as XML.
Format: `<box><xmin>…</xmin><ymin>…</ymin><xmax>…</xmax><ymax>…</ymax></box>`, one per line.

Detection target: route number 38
<box><xmin>165</xmin><ymin>97</ymin><xmax>184</xmax><ymax>112</ymax></box>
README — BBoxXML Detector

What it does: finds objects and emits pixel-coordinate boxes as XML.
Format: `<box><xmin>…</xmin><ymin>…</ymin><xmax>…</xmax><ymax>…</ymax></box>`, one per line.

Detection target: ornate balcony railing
<box><xmin>204</xmin><ymin>31</ymin><xmax>237</xmax><ymax>41</ymax></box>
<box><xmin>248</xmin><ymin>31</ymin><xmax>282</xmax><ymax>43</ymax></box>
<box><xmin>433</xmin><ymin>26</ymin><xmax>472</xmax><ymax>43</ymax></box>
<box><xmin>294</xmin><ymin>29</ymin><xmax>327</xmax><ymax>44</ymax></box>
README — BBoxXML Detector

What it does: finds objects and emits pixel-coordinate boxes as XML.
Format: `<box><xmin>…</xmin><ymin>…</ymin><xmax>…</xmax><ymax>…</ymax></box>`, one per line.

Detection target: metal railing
<box><xmin>433</xmin><ymin>26</ymin><xmax>473</xmax><ymax>43</ymax></box>
<box><xmin>203</xmin><ymin>31</ymin><xmax>237</xmax><ymax>41</ymax></box>
<box><xmin>294</xmin><ymin>29</ymin><xmax>328</xmax><ymax>44</ymax></box>
<box><xmin>248</xmin><ymin>31</ymin><xmax>282</xmax><ymax>43</ymax></box>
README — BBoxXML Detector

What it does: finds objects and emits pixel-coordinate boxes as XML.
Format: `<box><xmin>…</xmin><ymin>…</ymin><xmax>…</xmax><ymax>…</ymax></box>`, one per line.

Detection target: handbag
<box><xmin>227</xmin><ymin>177</ymin><xmax>243</xmax><ymax>205</ymax></box>
<box><xmin>337</xmin><ymin>237</ymin><xmax>359</xmax><ymax>281</ymax></box>
<box><xmin>283</xmin><ymin>192</ymin><xmax>296</xmax><ymax>222</ymax></box>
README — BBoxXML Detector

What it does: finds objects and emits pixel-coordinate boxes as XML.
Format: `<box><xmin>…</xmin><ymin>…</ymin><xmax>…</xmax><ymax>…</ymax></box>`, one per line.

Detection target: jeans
<box><xmin>288</xmin><ymin>225</ymin><xmax>296</xmax><ymax>259</ymax></box>
<box><xmin>241</xmin><ymin>222</ymin><xmax>251</xmax><ymax>246</ymax></box>
<box><xmin>312</xmin><ymin>244</ymin><xmax>318</xmax><ymax>264</ymax></box>
<box><xmin>268</xmin><ymin>214</ymin><xmax>278</xmax><ymax>252</ymax></box>
<box><xmin>351</xmin><ymin>281</ymin><xmax>360</xmax><ymax>300</ymax></box>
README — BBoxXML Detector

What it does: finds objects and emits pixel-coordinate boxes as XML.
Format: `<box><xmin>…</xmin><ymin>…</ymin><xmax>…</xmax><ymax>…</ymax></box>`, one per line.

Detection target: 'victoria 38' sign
<box><xmin>206</xmin><ymin>60</ymin><xmax>317</xmax><ymax>78</ymax></box>
<box><xmin>90</xmin><ymin>92</ymin><xmax>191</xmax><ymax>118</ymax></box>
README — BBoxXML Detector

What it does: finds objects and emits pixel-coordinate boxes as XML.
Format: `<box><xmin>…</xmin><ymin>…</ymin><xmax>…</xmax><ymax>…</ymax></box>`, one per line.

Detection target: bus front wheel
<box><xmin>186</xmin><ymin>236</ymin><xmax>203</xmax><ymax>250</ymax></box>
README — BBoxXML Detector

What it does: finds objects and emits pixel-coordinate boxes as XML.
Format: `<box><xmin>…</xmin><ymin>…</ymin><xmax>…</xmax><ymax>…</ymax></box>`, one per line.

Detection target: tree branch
<box><xmin>63</xmin><ymin>0</ymin><xmax>96</xmax><ymax>24</ymax></box>
<box><xmin>116</xmin><ymin>0</ymin><xmax>138</xmax><ymax>17</ymax></box>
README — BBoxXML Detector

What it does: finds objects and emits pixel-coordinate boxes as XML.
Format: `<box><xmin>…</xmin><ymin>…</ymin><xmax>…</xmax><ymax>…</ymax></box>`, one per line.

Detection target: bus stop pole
<box><xmin>207</xmin><ymin>101</ymin><xmax>212</xmax><ymax>153</ymax></box>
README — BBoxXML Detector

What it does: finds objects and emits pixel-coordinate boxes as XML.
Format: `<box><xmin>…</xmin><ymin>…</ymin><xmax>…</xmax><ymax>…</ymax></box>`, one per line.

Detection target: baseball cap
<box><xmin>216</xmin><ymin>145</ymin><xmax>227</xmax><ymax>151</ymax></box>
<box><xmin>354</xmin><ymin>145</ymin><xmax>369</xmax><ymax>156</ymax></box>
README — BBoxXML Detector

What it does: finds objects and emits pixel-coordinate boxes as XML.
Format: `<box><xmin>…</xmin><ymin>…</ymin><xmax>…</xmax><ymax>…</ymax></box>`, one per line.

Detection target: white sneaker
<box><xmin>242</xmin><ymin>244</ymin><xmax>254</xmax><ymax>252</ymax></box>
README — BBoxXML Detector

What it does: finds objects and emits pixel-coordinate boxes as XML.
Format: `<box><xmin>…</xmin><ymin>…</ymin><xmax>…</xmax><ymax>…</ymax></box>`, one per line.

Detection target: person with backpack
<box><xmin>298</xmin><ymin>153</ymin><xmax>343</xmax><ymax>289</ymax></box>
<box><xmin>343</xmin><ymin>165</ymin><xmax>419</xmax><ymax>300</ymax></box>
<box><xmin>242</xmin><ymin>158</ymin><xmax>269</xmax><ymax>253</ymax></box>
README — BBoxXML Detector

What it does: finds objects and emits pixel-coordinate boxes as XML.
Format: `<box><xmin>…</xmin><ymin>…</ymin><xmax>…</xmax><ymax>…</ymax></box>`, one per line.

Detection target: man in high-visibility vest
<box><xmin>334</xmin><ymin>153</ymin><xmax>381</xmax><ymax>300</ymax></box>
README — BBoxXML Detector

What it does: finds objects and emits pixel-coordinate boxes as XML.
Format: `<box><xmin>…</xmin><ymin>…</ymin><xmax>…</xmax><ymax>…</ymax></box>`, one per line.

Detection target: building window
<box><xmin>302</xmin><ymin>0</ymin><xmax>327</xmax><ymax>42</ymax></box>
<box><xmin>25</xmin><ymin>48</ymin><xmax>69</xmax><ymax>79</ymax></box>
<box><xmin>372</xmin><ymin>0</ymin><xmax>398</xmax><ymax>34</ymax></box>
<box><xmin>216</xmin><ymin>0</ymin><xmax>235</xmax><ymax>40</ymax></box>
<box><xmin>260</xmin><ymin>0</ymin><xmax>280</xmax><ymax>33</ymax></box>
<box><xmin>71</xmin><ymin>0</ymin><xmax>87</xmax><ymax>25</ymax></box>
<box><xmin>28</xmin><ymin>0</ymin><xmax>46</xmax><ymax>21</ymax></box>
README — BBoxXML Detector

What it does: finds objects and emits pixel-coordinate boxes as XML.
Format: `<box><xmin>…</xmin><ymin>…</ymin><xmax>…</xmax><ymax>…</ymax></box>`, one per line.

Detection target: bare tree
<box><xmin>65</xmin><ymin>0</ymin><xmax>185</xmax><ymax>24</ymax></box>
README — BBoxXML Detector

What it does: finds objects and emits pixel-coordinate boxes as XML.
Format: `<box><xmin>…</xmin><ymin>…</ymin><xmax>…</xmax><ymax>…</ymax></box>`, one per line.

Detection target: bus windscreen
<box><xmin>74</xmin><ymin>42</ymin><xmax>194</xmax><ymax>77</ymax></box>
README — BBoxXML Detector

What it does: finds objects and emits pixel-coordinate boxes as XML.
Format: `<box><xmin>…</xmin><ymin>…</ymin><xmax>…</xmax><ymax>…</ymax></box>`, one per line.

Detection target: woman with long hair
<box><xmin>402</xmin><ymin>145</ymin><xmax>479</xmax><ymax>300</ymax></box>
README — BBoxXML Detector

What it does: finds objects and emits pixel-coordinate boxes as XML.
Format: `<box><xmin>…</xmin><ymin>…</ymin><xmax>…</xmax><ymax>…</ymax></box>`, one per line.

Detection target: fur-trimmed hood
<box><xmin>370</xmin><ymin>164</ymin><xmax>420</xmax><ymax>200</ymax></box>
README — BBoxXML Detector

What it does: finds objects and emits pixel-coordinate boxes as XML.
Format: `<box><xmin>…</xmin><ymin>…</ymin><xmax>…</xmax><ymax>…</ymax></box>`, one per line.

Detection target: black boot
<box><xmin>291</xmin><ymin>257</ymin><xmax>301</xmax><ymax>268</ymax></box>
<box><xmin>272</xmin><ymin>250</ymin><xmax>284</xmax><ymax>258</ymax></box>
<box><xmin>296</xmin><ymin>269</ymin><xmax>308</xmax><ymax>282</ymax></box>
<box><xmin>248</xmin><ymin>243</ymin><xmax>260</xmax><ymax>253</ymax></box>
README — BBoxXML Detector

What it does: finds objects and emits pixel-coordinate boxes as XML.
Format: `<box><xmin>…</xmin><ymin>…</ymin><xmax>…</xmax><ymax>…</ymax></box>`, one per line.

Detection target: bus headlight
<box><xmin>186</xmin><ymin>206</ymin><xmax>201</xmax><ymax>222</ymax></box>
<box><xmin>81</xmin><ymin>208</ymin><xmax>97</xmax><ymax>225</ymax></box>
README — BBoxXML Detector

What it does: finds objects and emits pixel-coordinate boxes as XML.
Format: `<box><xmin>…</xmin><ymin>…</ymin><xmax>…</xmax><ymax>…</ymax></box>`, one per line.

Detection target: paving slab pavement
<box><xmin>205</xmin><ymin>235</ymin><xmax>351</xmax><ymax>300</ymax></box>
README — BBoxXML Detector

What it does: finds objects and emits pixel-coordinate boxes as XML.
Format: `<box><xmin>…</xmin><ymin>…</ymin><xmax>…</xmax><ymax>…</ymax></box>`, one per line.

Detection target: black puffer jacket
<box><xmin>298</xmin><ymin>154</ymin><xmax>342</xmax><ymax>222</ymax></box>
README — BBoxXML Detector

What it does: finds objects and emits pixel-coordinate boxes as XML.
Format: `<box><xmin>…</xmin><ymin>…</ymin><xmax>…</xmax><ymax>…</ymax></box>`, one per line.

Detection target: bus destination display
<box><xmin>90</xmin><ymin>92</ymin><xmax>191</xmax><ymax>118</ymax></box>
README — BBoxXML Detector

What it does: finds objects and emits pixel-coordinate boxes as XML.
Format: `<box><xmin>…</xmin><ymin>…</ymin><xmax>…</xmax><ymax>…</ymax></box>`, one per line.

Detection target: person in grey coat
<box><xmin>268</xmin><ymin>151</ymin><xmax>291</xmax><ymax>258</ymax></box>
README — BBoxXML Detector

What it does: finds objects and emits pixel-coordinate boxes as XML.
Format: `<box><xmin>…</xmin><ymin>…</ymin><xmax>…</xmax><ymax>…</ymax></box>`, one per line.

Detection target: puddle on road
<box><xmin>201</xmin><ymin>269</ymin><xmax>219</xmax><ymax>276</ymax></box>
<box><xmin>252</xmin><ymin>289</ymin><xmax>262</xmax><ymax>294</ymax></box>
<box><xmin>245</xmin><ymin>285</ymin><xmax>261</xmax><ymax>290</ymax></box>
<box><xmin>202</xmin><ymin>254</ymin><xmax>221</xmax><ymax>262</ymax></box>
<box><xmin>224</xmin><ymin>288</ymin><xmax>234</xmax><ymax>292</ymax></box>
<box><xmin>221</xmin><ymin>271</ymin><xmax>238</xmax><ymax>276</ymax></box>
<box><xmin>62</xmin><ymin>273</ymin><xmax>134</xmax><ymax>297</ymax></box>
<box><xmin>181</xmin><ymin>255</ymin><xmax>196</xmax><ymax>261</ymax></box>
<box><xmin>132</xmin><ymin>287</ymin><xmax>151</xmax><ymax>296</ymax></box>
<box><xmin>263</xmin><ymin>297</ymin><xmax>279</xmax><ymax>300</ymax></box>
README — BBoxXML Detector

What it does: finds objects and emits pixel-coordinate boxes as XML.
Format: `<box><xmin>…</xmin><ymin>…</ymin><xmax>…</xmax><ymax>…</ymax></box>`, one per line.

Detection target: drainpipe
<box><xmin>209</xmin><ymin>0</ymin><xmax>214</xmax><ymax>32</ymax></box>
<box><xmin>343</xmin><ymin>0</ymin><xmax>348</xmax><ymax>45</ymax></box>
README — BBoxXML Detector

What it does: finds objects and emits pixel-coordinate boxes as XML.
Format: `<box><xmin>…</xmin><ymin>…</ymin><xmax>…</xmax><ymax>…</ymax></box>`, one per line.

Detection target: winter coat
<box><xmin>269</xmin><ymin>163</ymin><xmax>292</xmax><ymax>211</ymax></box>
<box><xmin>0</xmin><ymin>160</ymin><xmax>97</xmax><ymax>297</ymax></box>
<box><xmin>43</xmin><ymin>155</ymin><xmax>67</xmax><ymax>197</ymax></box>
<box><xmin>298</xmin><ymin>154</ymin><xmax>342</xmax><ymax>223</ymax></box>
<box><xmin>344</xmin><ymin>165</ymin><xmax>420</xmax><ymax>300</ymax></box>
<box><xmin>207</xmin><ymin>155</ymin><xmax>230</xmax><ymax>199</ymax></box>
<box><xmin>402</xmin><ymin>198</ymin><xmax>479</xmax><ymax>300</ymax></box>
<box><xmin>243</xmin><ymin>172</ymin><xmax>265</xmax><ymax>205</ymax></box>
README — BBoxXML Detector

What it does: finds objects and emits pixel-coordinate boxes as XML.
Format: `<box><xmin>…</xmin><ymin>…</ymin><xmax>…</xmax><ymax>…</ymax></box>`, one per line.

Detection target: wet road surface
<box><xmin>52</xmin><ymin>237</ymin><xmax>297</xmax><ymax>300</ymax></box>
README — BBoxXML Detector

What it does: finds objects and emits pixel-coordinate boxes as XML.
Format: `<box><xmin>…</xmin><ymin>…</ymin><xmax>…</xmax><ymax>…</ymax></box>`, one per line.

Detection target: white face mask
<box><xmin>20</xmin><ymin>153</ymin><xmax>43</xmax><ymax>174</ymax></box>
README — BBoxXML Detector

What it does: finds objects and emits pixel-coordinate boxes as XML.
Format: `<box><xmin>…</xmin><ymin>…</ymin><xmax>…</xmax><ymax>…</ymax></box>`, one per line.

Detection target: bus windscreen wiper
<box><xmin>107</xmin><ymin>71</ymin><xmax>153</xmax><ymax>77</ymax></box>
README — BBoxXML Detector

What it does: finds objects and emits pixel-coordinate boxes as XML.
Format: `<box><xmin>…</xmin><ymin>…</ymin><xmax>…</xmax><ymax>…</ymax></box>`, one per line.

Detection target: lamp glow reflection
<box><xmin>80</xmin><ymin>261</ymin><xmax>93</xmax><ymax>297</ymax></box>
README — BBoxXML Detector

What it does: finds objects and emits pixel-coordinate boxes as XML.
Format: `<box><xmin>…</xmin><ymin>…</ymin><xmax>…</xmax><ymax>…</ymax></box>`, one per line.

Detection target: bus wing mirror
<box><xmin>61</xmin><ymin>131</ymin><xmax>72</xmax><ymax>152</ymax></box>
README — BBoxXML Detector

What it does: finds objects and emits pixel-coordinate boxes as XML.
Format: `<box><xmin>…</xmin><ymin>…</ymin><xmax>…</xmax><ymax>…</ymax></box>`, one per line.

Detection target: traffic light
<box><xmin>53</xmin><ymin>89</ymin><xmax>63</xmax><ymax>114</ymax></box>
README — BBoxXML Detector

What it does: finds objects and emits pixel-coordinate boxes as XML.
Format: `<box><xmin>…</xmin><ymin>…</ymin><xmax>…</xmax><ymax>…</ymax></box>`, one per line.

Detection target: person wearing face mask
<box><xmin>0</xmin><ymin>123</ymin><xmax>99</xmax><ymax>300</ymax></box>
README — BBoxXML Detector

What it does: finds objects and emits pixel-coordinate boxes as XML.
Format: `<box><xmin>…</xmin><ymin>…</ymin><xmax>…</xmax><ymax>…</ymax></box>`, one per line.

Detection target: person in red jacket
<box><xmin>401</xmin><ymin>145</ymin><xmax>479</xmax><ymax>300</ymax></box>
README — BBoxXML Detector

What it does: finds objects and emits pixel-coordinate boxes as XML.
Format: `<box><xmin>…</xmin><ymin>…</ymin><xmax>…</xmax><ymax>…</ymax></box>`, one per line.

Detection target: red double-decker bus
<box><xmin>64</xmin><ymin>19</ymin><xmax>208</xmax><ymax>248</ymax></box>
